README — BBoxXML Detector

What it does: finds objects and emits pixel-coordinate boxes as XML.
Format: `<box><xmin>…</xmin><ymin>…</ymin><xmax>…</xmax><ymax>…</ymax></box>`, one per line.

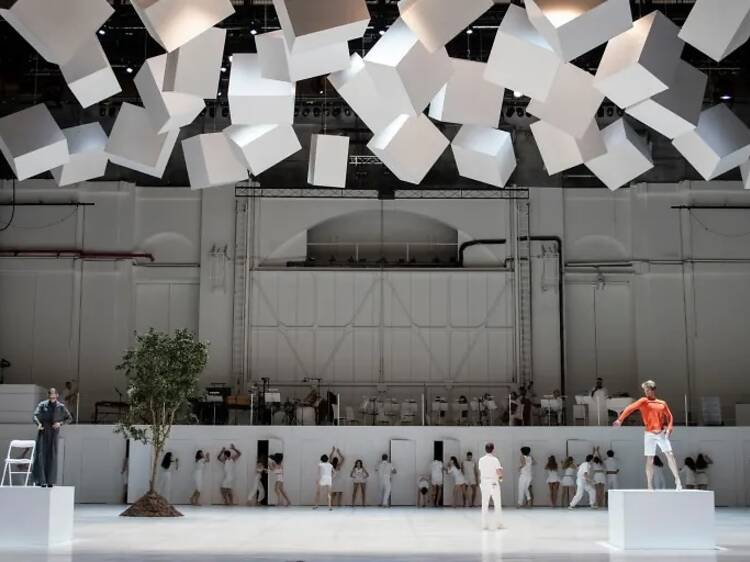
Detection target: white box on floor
<box><xmin>0</xmin><ymin>486</ymin><xmax>74</xmax><ymax>547</ymax></box>
<box><xmin>608</xmin><ymin>490</ymin><xmax>715</xmax><ymax>550</ymax></box>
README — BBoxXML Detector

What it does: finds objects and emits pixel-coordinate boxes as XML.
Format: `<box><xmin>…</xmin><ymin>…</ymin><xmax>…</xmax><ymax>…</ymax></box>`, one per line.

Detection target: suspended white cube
<box><xmin>163</xmin><ymin>27</ymin><xmax>226</xmax><ymax>99</ymax></box>
<box><xmin>484</xmin><ymin>5</ymin><xmax>563</xmax><ymax>102</ymax></box>
<box><xmin>51</xmin><ymin>123</ymin><xmax>108</xmax><ymax>186</ymax></box>
<box><xmin>308</xmin><ymin>134</ymin><xmax>350</xmax><ymax>188</ymax></box>
<box><xmin>224</xmin><ymin>124</ymin><xmax>301</xmax><ymax>176</ymax></box>
<box><xmin>130</xmin><ymin>0</ymin><xmax>234</xmax><ymax>53</ymax></box>
<box><xmin>0</xmin><ymin>104</ymin><xmax>68</xmax><ymax>181</ymax></box>
<box><xmin>364</xmin><ymin>18</ymin><xmax>453</xmax><ymax>116</ymax></box>
<box><xmin>398</xmin><ymin>0</ymin><xmax>493</xmax><ymax>52</ymax></box>
<box><xmin>626</xmin><ymin>60</ymin><xmax>707</xmax><ymax>140</ymax></box>
<box><xmin>742</xmin><ymin>160</ymin><xmax>750</xmax><ymax>190</ymax></box>
<box><xmin>451</xmin><ymin>125</ymin><xmax>516</xmax><ymax>188</ymax></box>
<box><xmin>182</xmin><ymin>133</ymin><xmax>248</xmax><ymax>190</ymax></box>
<box><xmin>228</xmin><ymin>54</ymin><xmax>296</xmax><ymax>126</ymax></box>
<box><xmin>328</xmin><ymin>54</ymin><xmax>402</xmax><ymax>134</ymax></box>
<box><xmin>678</xmin><ymin>0</ymin><xmax>750</xmax><ymax>62</ymax></box>
<box><xmin>256</xmin><ymin>30</ymin><xmax>350</xmax><ymax>82</ymax></box>
<box><xmin>531</xmin><ymin>119</ymin><xmax>605</xmax><ymax>175</ymax></box>
<box><xmin>367</xmin><ymin>114</ymin><xmax>449</xmax><ymax>185</ymax></box>
<box><xmin>273</xmin><ymin>0</ymin><xmax>370</xmax><ymax>53</ymax></box>
<box><xmin>429</xmin><ymin>59</ymin><xmax>504</xmax><ymax>128</ymax></box>
<box><xmin>60</xmin><ymin>36</ymin><xmax>121</xmax><ymax>109</ymax></box>
<box><xmin>106</xmin><ymin>103</ymin><xmax>179</xmax><ymax>178</ymax></box>
<box><xmin>0</xmin><ymin>0</ymin><xmax>113</xmax><ymax>64</ymax></box>
<box><xmin>525</xmin><ymin>0</ymin><xmax>633</xmax><ymax>62</ymax></box>
<box><xmin>672</xmin><ymin>104</ymin><xmax>750</xmax><ymax>180</ymax></box>
<box><xmin>586</xmin><ymin>118</ymin><xmax>653</xmax><ymax>191</ymax></box>
<box><xmin>527</xmin><ymin>63</ymin><xmax>604</xmax><ymax>139</ymax></box>
<box><xmin>594</xmin><ymin>11</ymin><xmax>683</xmax><ymax>108</ymax></box>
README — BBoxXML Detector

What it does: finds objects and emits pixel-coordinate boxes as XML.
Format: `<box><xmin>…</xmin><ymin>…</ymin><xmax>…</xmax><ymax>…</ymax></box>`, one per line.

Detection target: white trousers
<box><xmin>480</xmin><ymin>481</ymin><xmax>502</xmax><ymax>529</ymax></box>
<box><xmin>517</xmin><ymin>474</ymin><xmax>532</xmax><ymax>505</ymax></box>
<box><xmin>606</xmin><ymin>474</ymin><xmax>618</xmax><ymax>490</ymax></box>
<box><xmin>380</xmin><ymin>479</ymin><xmax>392</xmax><ymax>506</ymax></box>
<box><xmin>569</xmin><ymin>478</ymin><xmax>596</xmax><ymax>507</ymax></box>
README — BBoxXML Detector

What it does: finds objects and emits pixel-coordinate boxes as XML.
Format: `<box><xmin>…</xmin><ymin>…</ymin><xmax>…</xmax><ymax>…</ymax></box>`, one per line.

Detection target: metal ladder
<box><xmin>231</xmin><ymin>197</ymin><xmax>251</xmax><ymax>393</ymax></box>
<box><xmin>514</xmin><ymin>199</ymin><xmax>533</xmax><ymax>387</ymax></box>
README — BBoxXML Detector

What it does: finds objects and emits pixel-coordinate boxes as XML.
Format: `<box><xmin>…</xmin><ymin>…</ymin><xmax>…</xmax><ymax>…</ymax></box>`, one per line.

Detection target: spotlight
<box><xmin>221</xmin><ymin>67</ymin><xmax>227</xmax><ymax>73</ymax></box>
<box><xmin>319</xmin><ymin>90</ymin><xmax>324</xmax><ymax>94</ymax></box>
<box><xmin>98</xmin><ymin>29</ymin><xmax>106</xmax><ymax>36</ymax></box>
<box><xmin>217</xmin><ymin>91</ymin><xmax>222</xmax><ymax>97</ymax></box>
<box><xmin>344</xmin><ymin>108</ymin><xmax>352</xmax><ymax>117</ymax></box>
<box><xmin>513</xmin><ymin>90</ymin><xmax>523</xmax><ymax>98</ymax></box>
<box><xmin>378</xmin><ymin>29</ymin><xmax>385</xmax><ymax>35</ymax></box>
<box><xmin>229</xmin><ymin>55</ymin><xmax>233</xmax><ymax>63</ymax></box>
<box><xmin>720</xmin><ymin>94</ymin><xmax>732</xmax><ymax>101</ymax></box>
<box><xmin>250</xmin><ymin>29</ymin><xmax>257</xmax><ymax>36</ymax></box>
<box><xmin>125</xmin><ymin>67</ymin><xmax>133</xmax><ymax>74</ymax></box>
<box><xmin>466</xmin><ymin>28</ymin><xmax>473</xmax><ymax>35</ymax></box>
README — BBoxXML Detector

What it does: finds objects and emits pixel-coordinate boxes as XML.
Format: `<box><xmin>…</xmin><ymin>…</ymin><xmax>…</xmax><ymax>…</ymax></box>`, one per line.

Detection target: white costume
<box><xmin>221</xmin><ymin>458</ymin><xmax>235</xmax><ymax>489</ymax></box>
<box><xmin>592</xmin><ymin>461</ymin><xmax>607</xmax><ymax>486</ymax></box>
<box><xmin>478</xmin><ymin>453</ymin><xmax>503</xmax><ymax>530</ymax></box>
<box><xmin>695</xmin><ymin>467</ymin><xmax>709</xmax><ymax>487</ymax></box>
<box><xmin>377</xmin><ymin>460</ymin><xmax>394</xmax><ymax>506</ymax></box>
<box><xmin>449</xmin><ymin>465</ymin><xmax>466</xmax><ymax>486</ymax></box>
<box><xmin>272</xmin><ymin>463</ymin><xmax>284</xmax><ymax>483</ymax></box>
<box><xmin>352</xmin><ymin>467</ymin><xmax>368</xmax><ymax>484</ymax></box>
<box><xmin>681</xmin><ymin>466</ymin><xmax>696</xmax><ymax>488</ymax></box>
<box><xmin>192</xmin><ymin>458</ymin><xmax>208</xmax><ymax>493</ymax></box>
<box><xmin>318</xmin><ymin>461</ymin><xmax>333</xmax><ymax>487</ymax></box>
<box><xmin>561</xmin><ymin>466</ymin><xmax>576</xmax><ymax>488</ymax></box>
<box><xmin>462</xmin><ymin>459</ymin><xmax>477</xmax><ymax>486</ymax></box>
<box><xmin>644</xmin><ymin>430</ymin><xmax>673</xmax><ymax>456</ymax></box>
<box><xmin>604</xmin><ymin>457</ymin><xmax>619</xmax><ymax>489</ymax></box>
<box><xmin>569</xmin><ymin>461</ymin><xmax>596</xmax><ymax>508</ymax></box>
<box><xmin>431</xmin><ymin>460</ymin><xmax>444</xmax><ymax>486</ymax></box>
<box><xmin>545</xmin><ymin>468</ymin><xmax>560</xmax><ymax>484</ymax></box>
<box><xmin>517</xmin><ymin>455</ymin><xmax>533</xmax><ymax>506</ymax></box>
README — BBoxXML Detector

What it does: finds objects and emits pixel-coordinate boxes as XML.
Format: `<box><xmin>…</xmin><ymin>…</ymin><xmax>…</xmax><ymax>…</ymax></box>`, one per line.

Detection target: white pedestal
<box><xmin>0</xmin><ymin>384</ymin><xmax>46</xmax><ymax>423</ymax></box>
<box><xmin>0</xmin><ymin>486</ymin><xmax>74</xmax><ymax>547</ymax></box>
<box><xmin>608</xmin><ymin>490</ymin><xmax>715</xmax><ymax>550</ymax></box>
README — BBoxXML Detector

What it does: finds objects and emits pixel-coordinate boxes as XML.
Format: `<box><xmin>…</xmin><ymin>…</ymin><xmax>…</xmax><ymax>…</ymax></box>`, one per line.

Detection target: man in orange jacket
<box><xmin>613</xmin><ymin>380</ymin><xmax>683</xmax><ymax>490</ymax></box>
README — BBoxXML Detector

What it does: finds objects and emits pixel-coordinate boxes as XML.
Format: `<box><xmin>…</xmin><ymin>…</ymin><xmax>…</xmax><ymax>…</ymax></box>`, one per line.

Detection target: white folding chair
<box><xmin>1</xmin><ymin>439</ymin><xmax>36</xmax><ymax>487</ymax></box>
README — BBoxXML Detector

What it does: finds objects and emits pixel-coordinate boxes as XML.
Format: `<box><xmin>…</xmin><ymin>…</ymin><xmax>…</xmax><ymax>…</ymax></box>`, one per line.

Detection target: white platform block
<box><xmin>626</xmin><ymin>60</ymin><xmax>707</xmax><ymax>140</ymax></box>
<box><xmin>273</xmin><ymin>0</ymin><xmax>370</xmax><ymax>53</ymax></box>
<box><xmin>0</xmin><ymin>104</ymin><xmax>68</xmax><ymax>181</ymax></box>
<box><xmin>672</xmin><ymin>104</ymin><xmax>750</xmax><ymax>180</ymax></box>
<box><xmin>135</xmin><ymin>55</ymin><xmax>205</xmax><ymax>134</ymax></box>
<box><xmin>0</xmin><ymin>0</ymin><xmax>113</xmax><ymax>64</ymax></box>
<box><xmin>742</xmin><ymin>160</ymin><xmax>750</xmax><ymax>190</ymax></box>
<box><xmin>228</xmin><ymin>54</ymin><xmax>296</xmax><ymax>126</ymax></box>
<box><xmin>398</xmin><ymin>0</ymin><xmax>493</xmax><ymax>52</ymax></box>
<box><xmin>609</xmin><ymin>490</ymin><xmax>715</xmax><ymax>550</ymax></box>
<box><xmin>678</xmin><ymin>0</ymin><xmax>750</xmax><ymax>62</ymax></box>
<box><xmin>182</xmin><ymin>133</ymin><xmax>248</xmax><ymax>190</ymax></box>
<box><xmin>594</xmin><ymin>11</ymin><xmax>683</xmax><ymax>108</ymax></box>
<box><xmin>452</xmin><ymin>125</ymin><xmax>516</xmax><ymax>188</ymax></box>
<box><xmin>107</xmin><ymin>103</ymin><xmax>179</xmax><ymax>178</ymax></box>
<box><xmin>367</xmin><ymin>114</ymin><xmax>449</xmax><ymax>185</ymax></box>
<box><xmin>429</xmin><ymin>59</ymin><xmax>504</xmax><ymax>128</ymax></box>
<box><xmin>525</xmin><ymin>0</ymin><xmax>633</xmax><ymax>62</ymax></box>
<box><xmin>224</xmin><ymin>124</ymin><xmax>301</xmax><ymax>176</ymax></box>
<box><xmin>51</xmin><ymin>123</ymin><xmax>108</xmax><ymax>187</ymax></box>
<box><xmin>0</xmin><ymin>384</ymin><xmax>46</xmax><ymax>424</ymax></box>
<box><xmin>130</xmin><ymin>0</ymin><xmax>234</xmax><ymax>53</ymax></box>
<box><xmin>60</xmin><ymin>36</ymin><xmax>121</xmax><ymax>109</ymax></box>
<box><xmin>586</xmin><ymin>118</ymin><xmax>653</xmax><ymax>191</ymax></box>
<box><xmin>163</xmin><ymin>27</ymin><xmax>226</xmax><ymax>100</ymax></box>
<box><xmin>328</xmin><ymin>54</ymin><xmax>402</xmax><ymax>134</ymax></box>
<box><xmin>308</xmin><ymin>134</ymin><xmax>349</xmax><ymax>188</ymax></box>
<box><xmin>527</xmin><ymin>63</ymin><xmax>604</xmax><ymax>139</ymax></box>
<box><xmin>256</xmin><ymin>30</ymin><xmax>349</xmax><ymax>83</ymax></box>
<box><xmin>364</xmin><ymin>18</ymin><xmax>453</xmax><ymax>116</ymax></box>
<box><xmin>531</xmin><ymin>119</ymin><xmax>605</xmax><ymax>175</ymax></box>
<box><xmin>0</xmin><ymin>486</ymin><xmax>74</xmax><ymax>547</ymax></box>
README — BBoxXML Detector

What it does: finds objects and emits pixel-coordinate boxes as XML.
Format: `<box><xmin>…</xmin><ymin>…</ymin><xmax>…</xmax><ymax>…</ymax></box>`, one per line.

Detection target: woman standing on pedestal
<box><xmin>32</xmin><ymin>387</ymin><xmax>72</xmax><ymax>487</ymax></box>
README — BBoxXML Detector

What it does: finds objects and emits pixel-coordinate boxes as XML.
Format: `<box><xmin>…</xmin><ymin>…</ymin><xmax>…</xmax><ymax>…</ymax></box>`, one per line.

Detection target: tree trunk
<box><xmin>149</xmin><ymin>442</ymin><xmax>162</xmax><ymax>494</ymax></box>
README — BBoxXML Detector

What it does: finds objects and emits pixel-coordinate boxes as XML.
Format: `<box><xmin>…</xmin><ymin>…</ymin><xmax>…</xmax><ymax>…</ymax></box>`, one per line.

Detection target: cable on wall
<box><xmin>0</xmin><ymin>180</ymin><xmax>16</xmax><ymax>232</ymax></box>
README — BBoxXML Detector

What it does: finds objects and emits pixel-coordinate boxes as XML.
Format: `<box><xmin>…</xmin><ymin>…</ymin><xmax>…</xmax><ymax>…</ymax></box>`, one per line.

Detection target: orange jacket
<box><xmin>617</xmin><ymin>397</ymin><xmax>673</xmax><ymax>433</ymax></box>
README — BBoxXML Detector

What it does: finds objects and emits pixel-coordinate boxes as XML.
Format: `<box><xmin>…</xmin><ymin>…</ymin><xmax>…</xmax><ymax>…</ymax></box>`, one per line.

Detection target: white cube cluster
<box><xmin>594</xmin><ymin>11</ymin><xmax>683</xmax><ymax>109</ymax></box>
<box><xmin>0</xmin><ymin>104</ymin><xmax>68</xmax><ymax>181</ymax></box>
<box><xmin>256</xmin><ymin>30</ymin><xmax>350</xmax><ymax>83</ymax></box>
<box><xmin>228</xmin><ymin>54</ymin><xmax>296</xmax><ymax>126</ymax></box>
<box><xmin>531</xmin><ymin>120</ymin><xmax>605</xmax><ymax>175</ymax></box>
<box><xmin>50</xmin><ymin>123</ymin><xmax>108</xmax><ymax>187</ymax></box>
<box><xmin>452</xmin><ymin>125</ymin><xmax>516</xmax><ymax>188</ymax></box>
<box><xmin>308</xmin><ymin>134</ymin><xmax>350</xmax><ymax>188</ymax></box>
<box><xmin>272</xmin><ymin>0</ymin><xmax>370</xmax><ymax>53</ymax></box>
<box><xmin>60</xmin><ymin>36</ymin><xmax>121</xmax><ymax>109</ymax></box>
<box><xmin>182</xmin><ymin>133</ymin><xmax>248</xmax><ymax>190</ymax></box>
<box><xmin>672</xmin><ymin>104</ymin><xmax>750</xmax><ymax>180</ymax></box>
<box><xmin>224</xmin><ymin>124</ymin><xmax>302</xmax><ymax>176</ymax></box>
<box><xmin>163</xmin><ymin>27</ymin><xmax>226</xmax><ymax>100</ymax></box>
<box><xmin>367</xmin><ymin>114</ymin><xmax>449</xmax><ymax>184</ymax></box>
<box><xmin>398</xmin><ymin>0</ymin><xmax>493</xmax><ymax>52</ymax></box>
<box><xmin>429</xmin><ymin>59</ymin><xmax>504</xmax><ymax>128</ymax></box>
<box><xmin>678</xmin><ymin>0</ymin><xmax>750</xmax><ymax>62</ymax></box>
<box><xmin>364</xmin><ymin>18</ymin><xmax>453</xmax><ymax>116</ymax></box>
<box><xmin>0</xmin><ymin>0</ymin><xmax>113</xmax><ymax>64</ymax></box>
<box><xmin>525</xmin><ymin>0</ymin><xmax>633</xmax><ymax>62</ymax></box>
<box><xmin>586</xmin><ymin>118</ymin><xmax>653</xmax><ymax>191</ymax></box>
<box><xmin>626</xmin><ymin>60</ymin><xmax>707</xmax><ymax>140</ymax></box>
<box><xmin>130</xmin><ymin>0</ymin><xmax>234</xmax><ymax>53</ymax></box>
<box><xmin>106</xmin><ymin>103</ymin><xmax>179</xmax><ymax>178</ymax></box>
<box><xmin>527</xmin><ymin>64</ymin><xmax>604</xmax><ymax>139</ymax></box>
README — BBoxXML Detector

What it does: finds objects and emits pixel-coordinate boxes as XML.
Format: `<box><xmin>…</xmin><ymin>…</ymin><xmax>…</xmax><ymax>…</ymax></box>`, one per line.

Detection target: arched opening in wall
<box><xmin>304</xmin><ymin>210</ymin><xmax>459</xmax><ymax>267</ymax></box>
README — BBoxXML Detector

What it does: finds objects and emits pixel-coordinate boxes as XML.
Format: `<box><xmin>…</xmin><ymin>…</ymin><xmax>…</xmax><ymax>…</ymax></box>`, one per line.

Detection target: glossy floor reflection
<box><xmin>3</xmin><ymin>505</ymin><xmax>749</xmax><ymax>562</ymax></box>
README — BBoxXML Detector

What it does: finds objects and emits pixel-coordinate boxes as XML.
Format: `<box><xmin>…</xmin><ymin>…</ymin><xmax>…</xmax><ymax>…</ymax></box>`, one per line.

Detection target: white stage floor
<box><xmin>3</xmin><ymin>506</ymin><xmax>749</xmax><ymax>562</ymax></box>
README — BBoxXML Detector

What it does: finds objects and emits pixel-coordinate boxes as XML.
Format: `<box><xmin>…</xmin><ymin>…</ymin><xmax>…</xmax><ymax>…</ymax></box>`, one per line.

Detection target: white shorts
<box><xmin>319</xmin><ymin>477</ymin><xmax>332</xmax><ymax>487</ymax></box>
<box><xmin>644</xmin><ymin>431</ymin><xmax>672</xmax><ymax>456</ymax></box>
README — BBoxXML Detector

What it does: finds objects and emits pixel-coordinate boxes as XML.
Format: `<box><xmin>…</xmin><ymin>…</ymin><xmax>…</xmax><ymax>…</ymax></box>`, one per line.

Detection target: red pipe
<box><xmin>0</xmin><ymin>249</ymin><xmax>155</xmax><ymax>262</ymax></box>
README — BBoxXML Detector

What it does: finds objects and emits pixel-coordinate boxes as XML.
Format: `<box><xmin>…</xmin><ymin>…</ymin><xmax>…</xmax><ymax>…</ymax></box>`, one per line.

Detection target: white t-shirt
<box><xmin>418</xmin><ymin>476</ymin><xmax>430</xmax><ymax>489</ymax></box>
<box><xmin>318</xmin><ymin>461</ymin><xmax>333</xmax><ymax>485</ymax></box>
<box><xmin>605</xmin><ymin>457</ymin><xmax>618</xmax><ymax>473</ymax></box>
<box><xmin>520</xmin><ymin>455</ymin><xmax>533</xmax><ymax>477</ymax></box>
<box><xmin>449</xmin><ymin>465</ymin><xmax>467</xmax><ymax>485</ymax></box>
<box><xmin>221</xmin><ymin>459</ymin><xmax>235</xmax><ymax>488</ymax></box>
<box><xmin>478</xmin><ymin>454</ymin><xmax>502</xmax><ymax>482</ymax></box>
<box><xmin>576</xmin><ymin>461</ymin><xmax>591</xmax><ymax>481</ymax></box>
<box><xmin>462</xmin><ymin>460</ymin><xmax>477</xmax><ymax>484</ymax></box>
<box><xmin>431</xmin><ymin>460</ymin><xmax>444</xmax><ymax>484</ymax></box>
<box><xmin>378</xmin><ymin>461</ymin><xmax>394</xmax><ymax>482</ymax></box>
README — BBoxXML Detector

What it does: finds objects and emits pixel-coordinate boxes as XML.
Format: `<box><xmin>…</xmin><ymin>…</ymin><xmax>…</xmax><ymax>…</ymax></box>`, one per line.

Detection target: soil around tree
<box><xmin>120</xmin><ymin>491</ymin><xmax>183</xmax><ymax>517</ymax></box>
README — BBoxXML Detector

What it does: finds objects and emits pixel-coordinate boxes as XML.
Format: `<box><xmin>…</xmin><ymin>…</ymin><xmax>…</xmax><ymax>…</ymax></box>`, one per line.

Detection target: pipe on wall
<box><xmin>0</xmin><ymin>249</ymin><xmax>155</xmax><ymax>261</ymax></box>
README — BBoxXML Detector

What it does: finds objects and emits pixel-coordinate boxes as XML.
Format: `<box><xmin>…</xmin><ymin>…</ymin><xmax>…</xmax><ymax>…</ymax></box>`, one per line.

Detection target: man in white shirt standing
<box><xmin>376</xmin><ymin>453</ymin><xmax>396</xmax><ymax>507</ymax></box>
<box><xmin>478</xmin><ymin>442</ymin><xmax>504</xmax><ymax>530</ymax></box>
<box><xmin>569</xmin><ymin>454</ymin><xmax>596</xmax><ymax>509</ymax></box>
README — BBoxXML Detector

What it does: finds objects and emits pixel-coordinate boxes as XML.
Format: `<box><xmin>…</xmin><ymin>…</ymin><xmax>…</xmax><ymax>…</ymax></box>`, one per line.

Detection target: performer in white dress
<box><xmin>218</xmin><ymin>444</ymin><xmax>241</xmax><ymax>506</ymax></box>
<box><xmin>190</xmin><ymin>450</ymin><xmax>209</xmax><ymax>506</ymax></box>
<box><xmin>269</xmin><ymin>453</ymin><xmax>291</xmax><ymax>506</ymax></box>
<box><xmin>569</xmin><ymin>454</ymin><xmax>596</xmax><ymax>509</ymax></box>
<box><xmin>560</xmin><ymin>457</ymin><xmax>577</xmax><ymax>507</ymax></box>
<box><xmin>314</xmin><ymin>452</ymin><xmax>334</xmax><ymax>510</ymax></box>
<box><xmin>462</xmin><ymin>452</ymin><xmax>479</xmax><ymax>507</ymax></box>
<box><xmin>447</xmin><ymin>456</ymin><xmax>467</xmax><ymax>507</ymax></box>
<box><xmin>376</xmin><ymin>454</ymin><xmax>396</xmax><ymax>507</ymax></box>
<box><xmin>479</xmin><ymin>443</ymin><xmax>504</xmax><ymax>530</ymax></box>
<box><xmin>517</xmin><ymin>447</ymin><xmax>534</xmax><ymax>508</ymax></box>
<box><xmin>591</xmin><ymin>453</ymin><xmax>607</xmax><ymax>508</ymax></box>
<box><xmin>350</xmin><ymin>459</ymin><xmax>369</xmax><ymax>507</ymax></box>
<box><xmin>158</xmin><ymin>451</ymin><xmax>178</xmax><ymax>502</ymax></box>
<box><xmin>417</xmin><ymin>474</ymin><xmax>431</xmax><ymax>507</ymax></box>
<box><xmin>430</xmin><ymin>456</ymin><xmax>444</xmax><ymax>507</ymax></box>
<box><xmin>545</xmin><ymin>455</ymin><xmax>561</xmax><ymax>507</ymax></box>
<box><xmin>247</xmin><ymin>457</ymin><xmax>267</xmax><ymax>506</ymax></box>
